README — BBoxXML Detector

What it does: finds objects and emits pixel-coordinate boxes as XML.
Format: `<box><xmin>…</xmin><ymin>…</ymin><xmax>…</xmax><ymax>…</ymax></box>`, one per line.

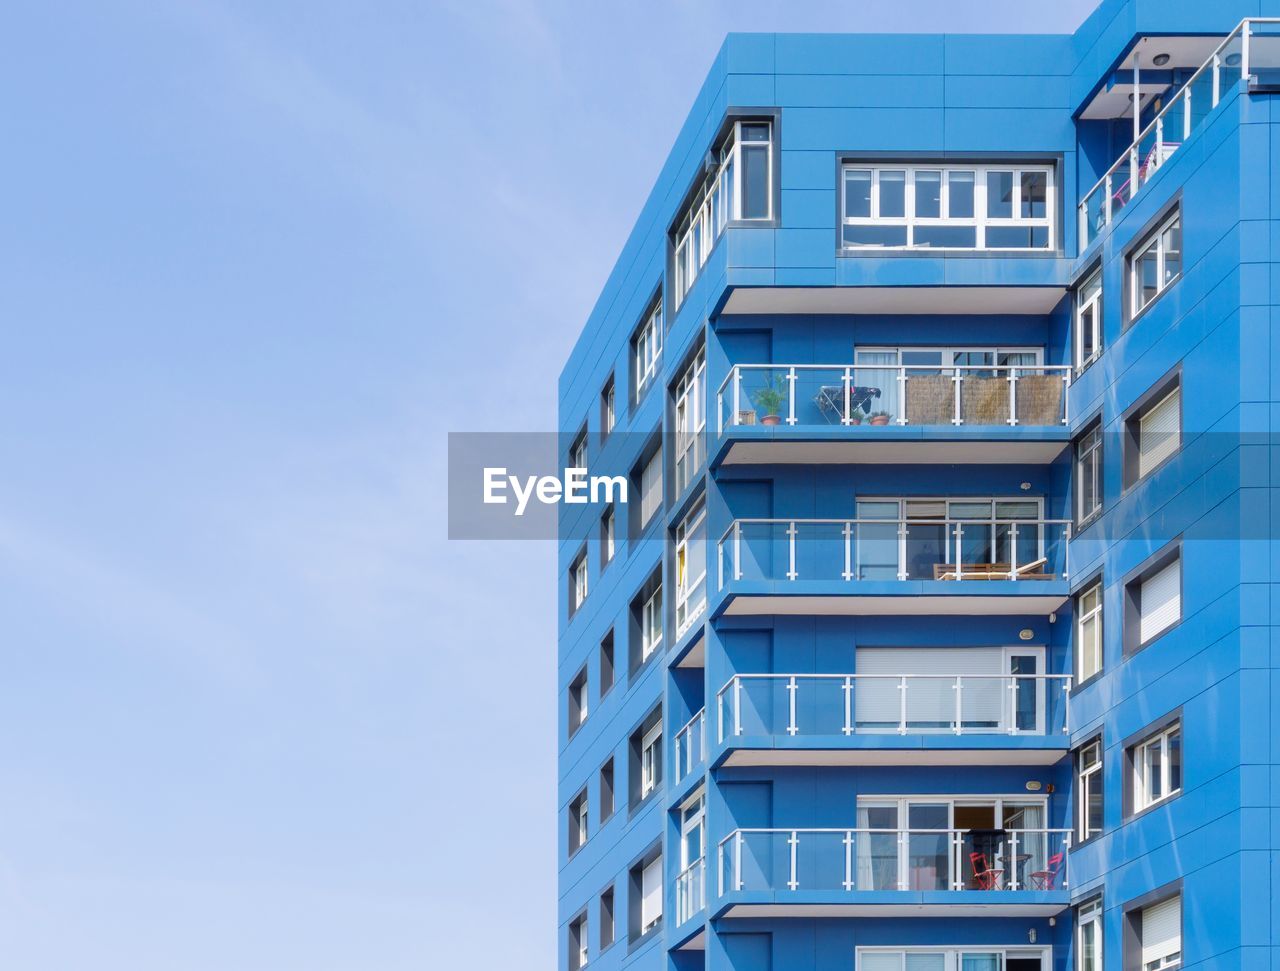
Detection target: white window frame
<box><xmin>569</xmin><ymin>429</ymin><xmax>587</xmax><ymax>471</ymax></box>
<box><xmin>602</xmin><ymin>380</ymin><xmax>615</xmax><ymax>437</ymax></box>
<box><xmin>601</xmin><ymin>507</ymin><xmax>615</xmax><ymax>565</ymax></box>
<box><xmin>1076</xmin><ymin>581</ymin><xmax>1103</xmax><ymax>682</ymax></box>
<box><xmin>674</xmin><ymin>347</ymin><xmax>706</xmax><ymax>494</ymax></box>
<box><xmin>1077</xmin><ymin>423</ymin><xmax>1103</xmax><ymax>525</ymax></box>
<box><xmin>1077</xmin><ymin>738</ymin><xmax>1103</xmax><ymax>842</ymax></box>
<box><xmin>569</xmin><ymin>666</ymin><xmax>589</xmax><ymax>734</ymax></box>
<box><xmin>571</xmin><ymin>552</ymin><xmax>589</xmax><ymax>613</ymax></box>
<box><xmin>840</xmin><ymin>163</ymin><xmax>1055</xmax><ymax>251</ymax></box>
<box><xmin>1139</xmin><ymin>895</ymin><xmax>1181</xmax><ymax>971</ymax></box>
<box><xmin>674</xmin><ymin>499</ymin><xmax>707</xmax><ymax>636</ymax></box>
<box><xmin>639</xmin><ymin>451</ymin><xmax>662</xmax><ymax>528</ymax></box>
<box><xmin>639</xmin><ymin>854</ymin><xmax>663</xmax><ymax>932</ymax></box>
<box><xmin>679</xmin><ymin>790</ymin><xmax>705</xmax><ymax>870</ymax></box>
<box><xmin>640</xmin><ymin>722</ymin><xmax>662</xmax><ymax>798</ymax></box>
<box><xmin>1133</xmin><ymin>723</ymin><xmax>1181</xmax><ymax>812</ymax></box>
<box><xmin>641</xmin><ymin>584</ymin><xmax>663</xmax><ymax>660</ymax></box>
<box><xmin>633</xmin><ymin>303</ymin><xmax>663</xmax><ymax>399</ymax></box>
<box><xmin>1129</xmin><ymin>211</ymin><xmax>1181</xmax><ymax>318</ymax></box>
<box><xmin>569</xmin><ymin>789</ymin><xmax>589</xmax><ymax>854</ymax></box>
<box><xmin>570</xmin><ymin>912</ymin><xmax>589</xmax><ymax>970</ymax></box>
<box><xmin>856</xmin><ymin>946</ymin><xmax>1051</xmax><ymax>971</ymax></box>
<box><xmin>673</xmin><ymin>120</ymin><xmax>773</xmax><ymax>307</ymax></box>
<box><xmin>1075</xmin><ymin>268</ymin><xmax>1103</xmax><ymax>371</ymax></box>
<box><xmin>855</xmin><ymin>346</ymin><xmax>1044</xmax><ymax>367</ymax></box>
<box><xmin>1077</xmin><ymin>897</ymin><xmax>1103</xmax><ymax>971</ymax></box>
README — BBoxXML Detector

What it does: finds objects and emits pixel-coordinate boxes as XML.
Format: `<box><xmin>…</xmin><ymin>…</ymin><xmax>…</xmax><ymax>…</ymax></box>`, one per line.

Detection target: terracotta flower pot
<box><xmin>761</xmin><ymin>414</ymin><xmax>782</xmax><ymax>426</ymax></box>
<box><xmin>870</xmin><ymin>415</ymin><xmax>890</xmax><ymax>426</ymax></box>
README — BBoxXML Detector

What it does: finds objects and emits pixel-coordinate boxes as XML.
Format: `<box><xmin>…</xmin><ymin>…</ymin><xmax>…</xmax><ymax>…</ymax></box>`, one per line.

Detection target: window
<box><xmin>599</xmin><ymin>758</ymin><xmax>615</xmax><ymax>822</ymax></box>
<box><xmin>1124</xmin><ymin>549</ymin><xmax>1181</xmax><ymax>653</ymax></box>
<box><xmin>1076</xmin><ymin>268</ymin><xmax>1102</xmax><ymax>370</ymax></box>
<box><xmin>569</xmin><ymin>789</ymin><xmax>589</xmax><ymax>855</ymax></box>
<box><xmin>569</xmin><ymin>912</ymin><xmax>588</xmax><ymax>970</ymax></box>
<box><xmin>1076</xmin><ymin>421</ymin><xmax>1103</xmax><ymax>526</ymax></box>
<box><xmin>1132</xmin><ymin>723</ymin><xmax>1181</xmax><ymax>812</ymax></box>
<box><xmin>641</xmin><ymin>585</ymin><xmax>662</xmax><ymax>660</ymax></box>
<box><xmin>1133</xmin><ymin>895</ymin><xmax>1181</xmax><ymax>971</ymax></box>
<box><xmin>673</xmin><ymin>120</ymin><xmax>773</xmax><ymax>307</ymax></box>
<box><xmin>599</xmin><ymin>887</ymin><xmax>615</xmax><ymax>951</ymax></box>
<box><xmin>569</xmin><ymin>427</ymin><xmax>587</xmax><ymax>471</ymax></box>
<box><xmin>600</xmin><ymin>506</ymin><xmax>615</xmax><ymax>568</ymax></box>
<box><xmin>632</xmin><ymin>302</ymin><xmax>663</xmax><ymax>401</ymax></box>
<box><xmin>674</xmin><ymin>499</ymin><xmax>706</xmax><ymax>636</ymax></box>
<box><xmin>673</xmin><ymin>347</ymin><xmax>706</xmax><ymax>494</ymax></box>
<box><xmin>569</xmin><ymin>550</ymin><xmax>589</xmax><ymax>615</ymax></box>
<box><xmin>1126</xmin><ymin>385</ymin><xmax>1180</xmax><ymax>487</ymax></box>
<box><xmin>1077</xmin><ymin>898</ymin><xmax>1103</xmax><ymax>971</ymax></box>
<box><xmin>599</xmin><ymin>631</ymin><xmax>615</xmax><ymax>696</ymax></box>
<box><xmin>640</xmin><ymin>721</ymin><xmax>662</xmax><ymax>798</ymax></box>
<box><xmin>600</xmin><ymin>377</ymin><xmax>615</xmax><ymax>439</ymax></box>
<box><xmin>1076</xmin><ymin>581</ymin><xmax>1103</xmax><ymax>683</ymax></box>
<box><xmin>638</xmin><ymin>450</ymin><xmax>662</xmax><ymax>528</ymax></box>
<box><xmin>1129</xmin><ymin>211</ymin><xmax>1181</xmax><ymax>318</ymax></box>
<box><xmin>640</xmin><ymin>855</ymin><xmax>662</xmax><ymax>932</ymax></box>
<box><xmin>1077</xmin><ymin>738</ymin><xmax>1104</xmax><ymax>842</ymax></box>
<box><xmin>841</xmin><ymin>162</ymin><xmax>1054</xmax><ymax>250</ymax></box>
<box><xmin>680</xmin><ymin>791</ymin><xmax>705</xmax><ymax>870</ymax></box>
<box><xmin>858</xmin><ymin>948</ymin><xmax>1049</xmax><ymax>971</ymax></box>
<box><xmin>568</xmin><ymin>666</ymin><xmax>589</xmax><ymax>736</ymax></box>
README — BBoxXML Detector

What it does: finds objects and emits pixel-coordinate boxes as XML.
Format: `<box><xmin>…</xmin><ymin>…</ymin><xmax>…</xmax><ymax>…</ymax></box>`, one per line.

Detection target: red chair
<box><xmin>969</xmin><ymin>852</ymin><xmax>1003</xmax><ymax>890</ymax></box>
<box><xmin>1029</xmin><ymin>852</ymin><xmax>1064</xmax><ymax>890</ymax></box>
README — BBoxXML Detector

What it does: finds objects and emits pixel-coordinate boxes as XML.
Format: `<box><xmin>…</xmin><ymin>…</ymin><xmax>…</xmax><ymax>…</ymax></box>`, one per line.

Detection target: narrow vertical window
<box><xmin>1077</xmin><ymin>738</ymin><xmax>1104</xmax><ymax>841</ymax></box>
<box><xmin>568</xmin><ymin>666</ymin><xmax>589</xmax><ymax>736</ymax></box>
<box><xmin>1075</xmin><ymin>269</ymin><xmax>1102</xmax><ymax>370</ymax></box>
<box><xmin>632</xmin><ymin>302</ymin><xmax>663</xmax><ymax>401</ymax></box>
<box><xmin>1076</xmin><ymin>581</ymin><xmax>1103</xmax><ymax>682</ymax></box>
<box><xmin>1132</xmin><ymin>723</ymin><xmax>1181</xmax><ymax>812</ymax></box>
<box><xmin>639</xmin><ymin>451</ymin><xmax>662</xmax><ymax>527</ymax></box>
<box><xmin>673</xmin><ymin>347</ymin><xmax>706</xmax><ymax>494</ymax></box>
<box><xmin>569</xmin><ymin>550</ymin><xmax>589</xmax><ymax>615</ymax></box>
<box><xmin>600</xmin><ymin>377</ymin><xmax>615</xmax><ymax>439</ymax></box>
<box><xmin>568</xmin><ymin>789</ymin><xmax>589</xmax><ymax>855</ymax></box>
<box><xmin>569</xmin><ymin>427</ymin><xmax>587</xmax><ymax>470</ymax></box>
<box><xmin>1137</xmin><ymin>895</ymin><xmax>1181</xmax><ymax>971</ymax></box>
<box><xmin>599</xmin><ymin>631</ymin><xmax>615</xmax><ymax>696</ymax></box>
<box><xmin>640</xmin><ymin>721</ymin><xmax>662</xmax><ymax>797</ymax></box>
<box><xmin>600</xmin><ymin>506</ymin><xmax>615</xmax><ymax>567</ymax></box>
<box><xmin>1076</xmin><ymin>422</ymin><xmax>1103</xmax><ymax>525</ymax></box>
<box><xmin>599</xmin><ymin>887</ymin><xmax>615</xmax><ymax>950</ymax></box>
<box><xmin>1078</xmin><ymin>898</ymin><xmax>1103</xmax><ymax>971</ymax></box>
<box><xmin>1129</xmin><ymin>211</ymin><xmax>1181</xmax><ymax>317</ymax></box>
<box><xmin>641</xmin><ymin>584</ymin><xmax>663</xmax><ymax>660</ymax></box>
<box><xmin>674</xmin><ymin>499</ymin><xmax>707</xmax><ymax>636</ymax></box>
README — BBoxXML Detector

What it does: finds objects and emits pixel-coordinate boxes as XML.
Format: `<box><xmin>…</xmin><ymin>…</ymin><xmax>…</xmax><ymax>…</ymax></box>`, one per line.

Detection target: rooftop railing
<box><xmin>673</xmin><ymin>708</ymin><xmax>707</xmax><ymax>784</ymax></box>
<box><xmin>716</xmin><ymin>364</ymin><xmax>1071</xmax><ymax>433</ymax></box>
<box><xmin>1080</xmin><ymin>18</ymin><xmax>1280</xmax><ymax>247</ymax></box>
<box><xmin>715</xmin><ymin>673</ymin><xmax>1072</xmax><ymax>741</ymax></box>
<box><xmin>718</xmin><ymin>827</ymin><xmax>1070</xmax><ymax>896</ymax></box>
<box><xmin>717</xmin><ymin>517</ymin><xmax>1072</xmax><ymax>588</ymax></box>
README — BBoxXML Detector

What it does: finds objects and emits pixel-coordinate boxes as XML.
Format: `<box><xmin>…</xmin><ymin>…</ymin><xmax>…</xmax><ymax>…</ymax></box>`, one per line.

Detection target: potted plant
<box><xmin>751</xmin><ymin>377</ymin><xmax>788</xmax><ymax>426</ymax></box>
<box><xmin>848</xmin><ymin>410</ymin><xmax>863</xmax><ymax>426</ymax></box>
<box><xmin>869</xmin><ymin>410</ymin><xmax>892</xmax><ymax>426</ymax></box>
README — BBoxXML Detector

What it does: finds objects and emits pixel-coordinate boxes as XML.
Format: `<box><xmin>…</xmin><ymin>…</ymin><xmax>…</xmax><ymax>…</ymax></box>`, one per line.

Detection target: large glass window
<box><xmin>1129</xmin><ymin>211</ymin><xmax>1181</xmax><ymax>317</ymax></box>
<box><xmin>1077</xmin><ymin>739</ymin><xmax>1103</xmax><ymax>841</ymax></box>
<box><xmin>1076</xmin><ymin>269</ymin><xmax>1102</xmax><ymax>370</ymax></box>
<box><xmin>640</xmin><ymin>722</ymin><xmax>662</xmax><ymax>798</ymax></box>
<box><xmin>1132</xmin><ymin>723</ymin><xmax>1181</xmax><ymax>812</ymax></box>
<box><xmin>1128</xmin><ymin>386</ymin><xmax>1180</xmax><ymax>485</ymax></box>
<box><xmin>1137</xmin><ymin>895</ymin><xmax>1181</xmax><ymax>971</ymax></box>
<box><xmin>674</xmin><ymin>499</ymin><xmax>707</xmax><ymax>636</ymax></box>
<box><xmin>674</xmin><ymin>347</ymin><xmax>706</xmax><ymax>494</ymax></box>
<box><xmin>841</xmin><ymin>163</ymin><xmax>1054</xmax><ymax>250</ymax></box>
<box><xmin>673</xmin><ymin>120</ymin><xmax>773</xmax><ymax>306</ymax></box>
<box><xmin>638</xmin><ymin>451</ymin><xmax>662</xmax><ymax>527</ymax></box>
<box><xmin>641</xmin><ymin>584</ymin><xmax>663</xmax><ymax>660</ymax></box>
<box><xmin>1076</xmin><ymin>582</ymin><xmax>1103</xmax><ymax>682</ymax></box>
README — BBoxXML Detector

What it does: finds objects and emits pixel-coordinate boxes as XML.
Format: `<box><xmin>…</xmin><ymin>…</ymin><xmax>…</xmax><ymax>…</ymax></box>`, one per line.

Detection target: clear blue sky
<box><xmin>0</xmin><ymin>2</ymin><xmax>1095</xmax><ymax>967</ymax></box>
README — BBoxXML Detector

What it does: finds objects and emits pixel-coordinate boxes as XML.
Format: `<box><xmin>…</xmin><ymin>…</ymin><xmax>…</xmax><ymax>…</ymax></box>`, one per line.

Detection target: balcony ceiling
<box><xmin>722</xmin><ymin>286</ymin><xmax>1066</xmax><ymax>316</ymax></box>
<box><xmin>1079</xmin><ymin>35</ymin><xmax>1225</xmax><ymax>120</ymax></box>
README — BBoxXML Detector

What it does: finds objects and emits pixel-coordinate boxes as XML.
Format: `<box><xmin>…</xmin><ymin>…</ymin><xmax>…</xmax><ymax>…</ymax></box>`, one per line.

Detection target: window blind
<box><xmin>640</xmin><ymin>857</ymin><xmax>663</xmax><ymax>928</ymax></box>
<box><xmin>1141</xmin><ymin>895</ymin><xmax>1181</xmax><ymax>967</ymax></box>
<box><xmin>1138</xmin><ymin>389</ymin><xmax>1180</xmax><ymax>477</ymax></box>
<box><xmin>1139</xmin><ymin>559</ymin><xmax>1180</xmax><ymax>643</ymax></box>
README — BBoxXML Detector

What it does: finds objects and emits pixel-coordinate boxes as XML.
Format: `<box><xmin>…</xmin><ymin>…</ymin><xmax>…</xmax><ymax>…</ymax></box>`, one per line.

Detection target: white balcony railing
<box><xmin>718</xmin><ymin>827</ymin><xmax>1071</xmax><ymax>896</ymax></box>
<box><xmin>1080</xmin><ymin>18</ymin><xmax>1280</xmax><ymax>247</ymax></box>
<box><xmin>717</xmin><ymin>364</ymin><xmax>1071</xmax><ymax>433</ymax></box>
<box><xmin>675</xmin><ymin>857</ymin><xmax>707</xmax><ymax>924</ymax></box>
<box><xmin>673</xmin><ymin>708</ymin><xmax>707</xmax><ymax>784</ymax></box>
<box><xmin>717</xmin><ymin>517</ymin><xmax>1071</xmax><ymax>588</ymax></box>
<box><xmin>716</xmin><ymin>673</ymin><xmax>1072</xmax><ymax>741</ymax></box>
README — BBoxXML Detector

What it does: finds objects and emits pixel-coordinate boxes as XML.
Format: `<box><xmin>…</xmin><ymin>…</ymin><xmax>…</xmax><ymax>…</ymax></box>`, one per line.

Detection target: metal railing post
<box><xmin>842</xmin><ymin>521</ymin><xmax>853</xmax><ymax>581</ymax></box>
<box><xmin>786</xmin><ymin>521</ymin><xmax>798</xmax><ymax>580</ymax></box>
<box><xmin>898</xmin><ymin>676</ymin><xmax>908</xmax><ymax>735</ymax></box>
<box><xmin>954</xmin><ymin>677</ymin><xmax>963</xmax><ymax>735</ymax></box>
<box><xmin>733</xmin><ymin>677</ymin><xmax>742</xmax><ymax>736</ymax></box>
<box><xmin>843</xmin><ymin>676</ymin><xmax>854</xmax><ymax>736</ymax></box>
<box><xmin>1009</xmin><ymin>830</ymin><xmax>1020</xmax><ymax>890</ymax></box>
<box><xmin>734</xmin><ymin>521</ymin><xmax>742</xmax><ymax>581</ymax></box>
<box><xmin>787</xmin><ymin>676</ymin><xmax>798</xmax><ymax>736</ymax></box>
<box><xmin>1010</xmin><ymin>522</ymin><xmax>1020</xmax><ymax>581</ymax></box>
<box><xmin>1008</xmin><ymin>678</ymin><xmax>1018</xmax><ymax>735</ymax></box>
<box><xmin>1183</xmin><ymin>88</ymin><xmax>1192</xmax><ymax>140</ymax></box>
<box><xmin>786</xmin><ymin>367</ymin><xmax>797</xmax><ymax>426</ymax></box>
<box><xmin>1243</xmin><ymin>20</ymin><xmax>1251</xmax><ymax>83</ymax></box>
<box><xmin>1008</xmin><ymin>368</ymin><xmax>1018</xmax><ymax>426</ymax></box>
<box><xmin>1212</xmin><ymin>53</ymin><xmax>1221</xmax><ymax>106</ymax></box>
<box><xmin>735</xmin><ymin>831</ymin><xmax>743</xmax><ymax>891</ymax></box>
<box><xmin>842</xmin><ymin>366</ymin><xmax>853</xmax><ymax>425</ymax></box>
<box><xmin>897</xmin><ymin>367</ymin><xmax>907</xmax><ymax>424</ymax></box>
<box><xmin>733</xmin><ymin>368</ymin><xmax>741</xmax><ymax>426</ymax></box>
<box><xmin>843</xmin><ymin>831</ymin><xmax>854</xmax><ymax>891</ymax></box>
<box><xmin>1128</xmin><ymin>146</ymin><xmax>1139</xmax><ymax>204</ymax></box>
<box><xmin>952</xmin><ymin>371</ymin><xmax>963</xmax><ymax>425</ymax></box>
<box><xmin>787</xmin><ymin>831</ymin><xmax>799</xmax><ymax>890</ymax></box>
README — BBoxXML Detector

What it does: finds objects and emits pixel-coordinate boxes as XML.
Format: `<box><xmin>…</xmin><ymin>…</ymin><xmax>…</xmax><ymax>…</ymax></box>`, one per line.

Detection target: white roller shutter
<box><xmin>640</xmin><ymin>453</ymin><xmax>662</xmax><ymax>525</ymax></box>
<box><xmin>1141</xmin><ymin>895</ymin><xmax>1181</xmax><ymax>968</ymax></box>
<box><xmin>1138</xmin><ymin>389</ymin><xmax>1180</xmax><ymax>478</ymax></box>
<box><xmin>860</xmin><ymin>954</ymin><xmax>903</xmax><ymax>971</ymax></box>
<box><xmin>640</xmin><ymin>857</ymin><xmax>663</xmax><ymax>928</ymax></box>
<box><xmin>856</xmin><ymin>648</ymin><xmax>1002</xmax><ymax>728</ymax></box>
<box><xmin>1139</xmin><ymin>559</ymin><xmax>1181</xmax><ymax>643</ymax></box>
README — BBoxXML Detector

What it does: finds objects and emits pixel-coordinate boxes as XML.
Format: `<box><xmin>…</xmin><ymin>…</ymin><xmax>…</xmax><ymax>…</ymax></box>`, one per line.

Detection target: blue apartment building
<box><xmin>557</xmin><ymin>5</ymin><xmax>1280</xmax><ymax>971</ymax></box>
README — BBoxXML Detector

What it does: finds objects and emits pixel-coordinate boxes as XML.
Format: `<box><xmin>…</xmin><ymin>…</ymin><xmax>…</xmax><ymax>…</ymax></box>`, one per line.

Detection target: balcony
<box><xmin>676</xmin><ymin>857</ymin><xmax>707</xmax><ymax>925</ymax></box>
<box><xmin>715</xmin><ymin>516</ymin><xmax>1071</xmax><ymax>617</ymax></box>
<box><xmin>714</xmin><ymin>364</ymin><xmax>1071</xmax><ymax>466</ymax></box>
<box><xmin>716</xmin><ymin>827</ymin><xmax>1070</xmax><ymax>918</ymax></box>
<box><xmin>673</xmin><ymin>708</ymin><xmax>707</xmax><ymax>785</ymax></box>
<box><xmin>1080</xmin><ymin>18</ymin><xmax>1280</xmax><ymax>248</ymax></box>
<box><xmin>714</xmin><ymin>673</ymin><xmax>1071</xmax><ymax>767</ymax></box>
